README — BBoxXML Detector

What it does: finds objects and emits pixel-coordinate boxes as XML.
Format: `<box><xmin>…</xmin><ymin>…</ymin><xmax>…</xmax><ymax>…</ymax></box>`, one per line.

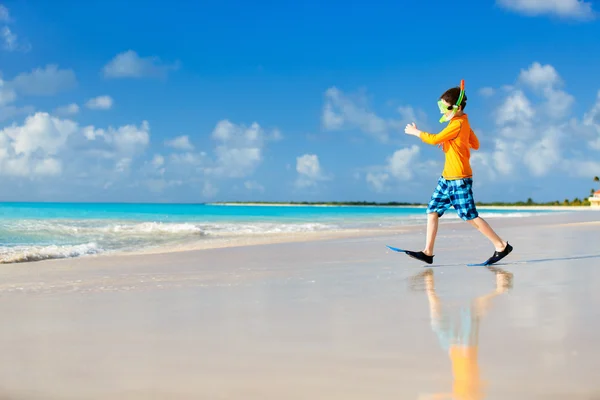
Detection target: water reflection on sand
<box><xmin>411</xmin><ymin>267</ymin><xmax>513</xmax><ymax>400</ymax></box>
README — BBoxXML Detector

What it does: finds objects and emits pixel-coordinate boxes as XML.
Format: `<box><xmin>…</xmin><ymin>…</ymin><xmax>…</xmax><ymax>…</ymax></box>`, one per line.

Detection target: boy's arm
<box><xmin>469</xmin><ymin>129</ymin><xmax>480</xmax><ymax>150</ymax></box>
<box><xmin>418</xmin><ymin>120</ymin><xmax>462</xmax><ymax>146</ymax></box>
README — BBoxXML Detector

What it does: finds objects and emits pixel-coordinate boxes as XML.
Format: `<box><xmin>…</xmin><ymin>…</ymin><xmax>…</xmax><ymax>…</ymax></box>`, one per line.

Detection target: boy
<box><xmin>403</xmin><ymin>81</ymin><xmax>512</xmax><ymax>266</ymax></box>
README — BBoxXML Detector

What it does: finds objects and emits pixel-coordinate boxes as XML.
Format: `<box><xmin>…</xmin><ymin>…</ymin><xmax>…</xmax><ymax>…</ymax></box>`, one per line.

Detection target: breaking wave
<box><xmin>0</xmin><ymin>242</ymin><xmax>101</xmax><ymax>264</ymax></box>
<box><xmin>0</xmin><ymin>220</ymin><xmax>338</xmax><ymax>263</ymax></box>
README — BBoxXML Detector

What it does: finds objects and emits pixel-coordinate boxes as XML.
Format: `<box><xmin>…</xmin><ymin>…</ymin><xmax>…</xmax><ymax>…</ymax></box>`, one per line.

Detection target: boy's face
<box><xmin>438</xmin><ymin>99</ymin><xmax>456</xmax><ymax>118</ymax></box>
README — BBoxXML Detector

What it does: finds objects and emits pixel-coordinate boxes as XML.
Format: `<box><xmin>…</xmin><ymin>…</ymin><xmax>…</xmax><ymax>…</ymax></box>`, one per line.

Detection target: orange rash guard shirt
<box><xmin>429</xmin><ymin>345</ymin><xmax>483</xmax><ymax>400</ymax></box>
<box><xmin>418</xmin><ymin>114</ymin><xmax>480</xmax><ymax>180</ymax></box>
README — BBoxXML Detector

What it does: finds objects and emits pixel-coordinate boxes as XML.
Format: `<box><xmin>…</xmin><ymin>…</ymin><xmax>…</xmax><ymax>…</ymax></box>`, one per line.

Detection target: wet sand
<box><xmin>0</xmin><ymin>210</ymin><xmax>599</xmax><ymax>399</ymax></box>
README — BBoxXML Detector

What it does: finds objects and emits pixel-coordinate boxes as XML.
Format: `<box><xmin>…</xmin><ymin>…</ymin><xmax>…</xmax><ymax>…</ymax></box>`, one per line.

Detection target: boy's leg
<box><xmin>424</xmin><ymin>178</ymin><xmax>451</xmax><ymax>255</ymax></box>
<box><xmin>452</xmin><ymin>179</ymin><xmax>513</xmax><ymax>264</ymax></box>
<box><xmin>405</xmin><ymin>177</ymin><xmax>451</xmax><ymax>264</ymax></box>
<box><xmin>424</xmin><ymin>212</ymin><xmax>439</xmax><ymax>256</ymax></box>
<box><xmin>467</xmin><ymin>217</ymin><xmax>506</xmax><ymax>251</ymax></box>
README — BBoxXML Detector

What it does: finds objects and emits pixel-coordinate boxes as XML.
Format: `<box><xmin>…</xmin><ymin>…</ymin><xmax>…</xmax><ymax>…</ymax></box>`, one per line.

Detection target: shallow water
<box><xmin>0</xmin><ymin>202</ymin><xmax>558</xmax><ymax>263</ymax></box>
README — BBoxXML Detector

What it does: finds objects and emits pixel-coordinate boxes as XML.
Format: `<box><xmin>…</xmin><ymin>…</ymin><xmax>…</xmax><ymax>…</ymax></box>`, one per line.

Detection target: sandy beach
<box><xmin>1</xmin><ymin>210</ymin><xmax>600</xmax><ymax>399</ymax></box>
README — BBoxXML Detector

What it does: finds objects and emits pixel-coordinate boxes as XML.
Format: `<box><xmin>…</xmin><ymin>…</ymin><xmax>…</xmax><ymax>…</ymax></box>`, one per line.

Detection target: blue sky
<box><xmin>1</xmin><ymin>0</ymin><xmax>599</xmax><ymax>203</ymax></box>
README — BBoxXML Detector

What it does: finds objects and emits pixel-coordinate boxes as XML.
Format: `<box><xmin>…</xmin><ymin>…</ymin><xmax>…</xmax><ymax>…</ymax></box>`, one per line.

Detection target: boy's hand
<box><xmin>404</xmin><ymin>123</ymin><xmax>421</xmax><ymax>137</ymax></box>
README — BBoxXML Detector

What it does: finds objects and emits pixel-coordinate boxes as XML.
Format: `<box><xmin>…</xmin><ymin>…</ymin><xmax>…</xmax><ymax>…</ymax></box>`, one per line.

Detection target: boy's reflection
<box><xmin>412</xmin><ymin>267</ymin><xmax>513</xmax><ymax>400</ymax></box>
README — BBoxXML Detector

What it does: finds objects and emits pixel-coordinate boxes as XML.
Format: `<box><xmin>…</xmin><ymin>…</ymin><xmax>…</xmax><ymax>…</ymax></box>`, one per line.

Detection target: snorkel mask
<box><xmin>438</xmin><ymin>80</ymin><xmax>465</xmax><ymax>123</ymax></box>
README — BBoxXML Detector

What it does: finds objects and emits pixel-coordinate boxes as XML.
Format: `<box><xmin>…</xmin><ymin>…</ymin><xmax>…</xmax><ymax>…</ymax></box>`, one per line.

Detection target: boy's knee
<box><xmin>465</xmin><ymin>216</ymin><xmax>480</xmax><ymax>227</ymax></box>
<box><xmin>427</xmin><ymin>211</ymin><xmax>440</xmax><ymax>219</ymax></box>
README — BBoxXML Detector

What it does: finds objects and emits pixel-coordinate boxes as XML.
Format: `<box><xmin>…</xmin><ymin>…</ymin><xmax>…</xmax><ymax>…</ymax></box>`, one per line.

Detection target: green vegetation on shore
<box><xmin>213</xmin><ymin>197</ymin><xmax>590</xmax><ymax>207</ymax></box>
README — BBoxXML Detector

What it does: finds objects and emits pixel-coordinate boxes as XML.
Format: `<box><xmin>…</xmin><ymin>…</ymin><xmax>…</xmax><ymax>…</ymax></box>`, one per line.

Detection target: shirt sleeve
<box><xmin>469</xmin><ymin>129</ymin><xmax>480</xmax><ymax>150</ymax></box>
<box><xmin>419</xmin><ymin>120</ymin><xmax>462</xmax><ymax>146</ymax></box>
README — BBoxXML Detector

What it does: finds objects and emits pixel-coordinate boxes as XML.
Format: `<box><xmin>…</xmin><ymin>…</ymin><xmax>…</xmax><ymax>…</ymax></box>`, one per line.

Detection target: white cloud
<box><xmin>397</xmin><ymin>105</ymin><xmax>428</xmax><ymax>127</ymax></box>
<box><xmin>365</xmin><ymin>145</ymin><xmax>427</xmax><ymax>193</ymax></box>
<box><xmin>523</xmin><ymin>128</ymin><xmax>562</xmax><ymax>176</ymax></box>
<box><xmin>396</xmin><ymin>105</ymin><xmax>431</xmax><ymax>133</ymax></box>
<box><xmin>321</xmin><ymin>87</ymin><xmax>427</xmax><ymax>143</ymax></box>
<box><xmin>494</xmin><ymin>89</ymin><xmax>534</xmax><ymax>128</ymax></box>
<box><xmin>516</xmin><ymin>63</ymin><xmax>575</xmax><ymax>119</ymax></box>
<box><xmin>387</xmin><ymin>145</ymin><xmax>421</xmax><ymax>181</ymax></box>
<box><xmin>469</xmin><ymin>62</ymin><xmax>600</xmax><ymax>185</ymax></box>
<box><xmin>542</xmin><ymin>87</ymin><xmax>574</xmax><ymax>120</ymax></box>
<box><xmin>0</xmin><ymin>78</ymin><xmax>16</xmax><ymax>106</ymax></box>
<box><xmin>82</xmin><ymin>120</ymin><xmax>150</xmax><ymax>165</ymax></box>
<box><xmin>322</xmin><ymin>102</ymin><xmax>344</xmax><ymax>130</ymax></box>
<box><xmin>0</xmin><ymin>5</ymin><xmax>9</xmax><ymax>22</ymax></box>
<box><xmin>562</xmin><ymin>160</ymin><xmax>600</xmax><ymax>178</ymax></box>
<box><xmin>151</xmin><ymin>154</ymin><xmax>165</xmax><ymax>168</ymax></box>
<box><xmin>583</xmin><ymin>91</ymin><xmax>600</xmax><ymax>149</ymax></box>
<box><xmin>271</xmin><ymin>128</ymin><xmax>283</xmax><ymax>141</ymax></box>
<box><xmin>33</xmin><ymin>157</ymin><xmax>62</xmax><ymax>176</ymax></box>
<box><xmin>396</xmin><ymin>106</ymin><xmax>418</xmax><ymax>124</ymax></box>
<box><xmin>165</xmin><ymin>135</ymin><xmax>194</xmax><ymax>151</ymax></box>
<box><xmin>111</xmin><ymin>122</ymin><xmax>150</xmax><ymax>155</ymax></box>
<box><xmin>115</xmin><ymin>157</ymin><xmax>131</xmax><ymax>173</ymax></box>
<box><xmin>479</xmin><ymin>87</ymin><xmax>496</xmax><ymax>97</ymax></box>
<box><xmin>295</xmin><ymin>154</ymin><xmax>330</xmax><ymax>188</ymax></box>
<box><xmin>296</xmin><ymin>154</ymin><xmax>322</xmax><ymax>179</ymax></box>
<box><xmin>10</xmin><ymin>65</ymin><xmax>77</xmax><ymax>96</ymax></box>
<box><xmin>366</xmin><ymin>172</ymin><xmax>390</xmax><ymax>193</ymax></box>
<box><xmin>244</xmin><ymin>180</ymin><xmax>265</xmax><ymax>192</ymax></box>
<box><xmin>495</xmin><ymin>62</ymin><xmax>574</xmax><ymax>124</ymax></box>
<box><xmin>3</xmin><ymin>112</ymin><xmax>77</xmax><ymax>157</ymax></box>
<box><xmin>55</xmin><ymin>103</ymin><xmax>79</xmax><ymax>116</ymax></box>
<box><xmin>496</xmin><ymin>0</ymin><xmax>595</xmax><ymax>20</ymax></box>
<box><xmin>0</xmin><ymin>104</ymin><xmax>34</xmax><ymax>122</ymax></box>
<box><xmin>0</xmin><ymin>109</ymin><xmax>161</xmax><ymax>197</ymax></box>
<box><xmin>75</xmin><ymin>121</ymin><xmax>153</xmax><ymax>191</ymax></box>
<box><xmin>0</xmin><ymin>5</ymin><xmax>30</xmax><ymax>52</ymax></box>
<box><xmin>1</xmin><ymin>26</ymin><xmax>16</xmax><ymax>51</ymax></box>
<box><xmin>103</xmin><ymin>50</ymin><xmax>179</xmax><ymax>79</ymax></box>
<box><xmin>85</xmin><ymin>95</ymin><xmax>113</xmax><ymax>110</ymax></box>
<box><xmin>139</xmin><ymin>120</ymin><xmax>279</xmax><ymax>197</ymax></box>
<box><xmin>169</xmin><ymin>151</ymin><xmax>206</xmax><ymax>167</ymax></box>
<box><xmin>322</xmin><ymin>87</ymin><xmax>391</xmax><ymax>142</ymax></box>
<box><xmin>202</xmin><ymin>181</ymin><xmax>218</xmax><ymax>198</ymax></box>
<box><xmin>0</xmin><ymin>112</ymin><xmax>78</xmax><ymax>177</ymax></box>
<box><xmin>207</xmin><ymin>120</ymin><xmax>272</xmax><ymax>178</ymax></box>
<box><xmin>519</xmin><ymin>62</ymin><xmax>561</xmax><ymax>90</ymax></box>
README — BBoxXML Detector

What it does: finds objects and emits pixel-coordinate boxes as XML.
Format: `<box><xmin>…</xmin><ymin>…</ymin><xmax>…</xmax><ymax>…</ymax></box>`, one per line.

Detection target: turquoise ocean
<box><xmin>0</xmin><ymin>203</ymin><xmax>557</xmax><ymax>263</ymax></box>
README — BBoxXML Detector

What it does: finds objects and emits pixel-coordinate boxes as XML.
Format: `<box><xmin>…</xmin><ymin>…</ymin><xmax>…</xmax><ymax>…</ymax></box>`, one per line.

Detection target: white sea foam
<box><xmin>3</xmin><ymin>220</ymin><xmax>336</xmax><ymax>236</ymax></box>
<box><xmin>0</xmin><ymin>242</ymin><xmax>101</xmax><ymax>264</ymax></box>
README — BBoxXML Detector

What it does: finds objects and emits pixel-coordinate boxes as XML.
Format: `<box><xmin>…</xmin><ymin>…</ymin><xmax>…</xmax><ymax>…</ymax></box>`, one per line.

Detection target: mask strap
<box><xmin>439</xmin><ymin>80</ymin><xmax>465</xmax><ymax>123</ymax></box>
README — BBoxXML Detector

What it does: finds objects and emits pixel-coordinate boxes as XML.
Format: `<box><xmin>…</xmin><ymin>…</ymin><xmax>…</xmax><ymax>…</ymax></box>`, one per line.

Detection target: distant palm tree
<box><xmin>595</xmin><ymin>176</ymin><xmax>600</xmax><ymax>183</ymax></box>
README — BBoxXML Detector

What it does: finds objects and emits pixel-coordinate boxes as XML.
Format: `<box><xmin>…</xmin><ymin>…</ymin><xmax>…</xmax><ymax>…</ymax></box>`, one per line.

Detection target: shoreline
<box><xmin>208</xmin><ymin>202</ymin><xmax>595</xmax><ymax>210</ymax></box>
<box><xmin>4</xmin><ymin>210</ymin><xmax>596</xmax><ymax>266</ymax></box>
<box><xmin>0</xmin><ymin>222</ymin><xmax>425</xmax><ymax>265</ymax></box>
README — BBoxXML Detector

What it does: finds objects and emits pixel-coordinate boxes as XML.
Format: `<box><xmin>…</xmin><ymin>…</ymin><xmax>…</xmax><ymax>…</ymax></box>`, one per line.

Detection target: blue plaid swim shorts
<box><xmin>427</xmin><ymin>176</ymin><xmax>479</xmax><ymax>221</ymax></box>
